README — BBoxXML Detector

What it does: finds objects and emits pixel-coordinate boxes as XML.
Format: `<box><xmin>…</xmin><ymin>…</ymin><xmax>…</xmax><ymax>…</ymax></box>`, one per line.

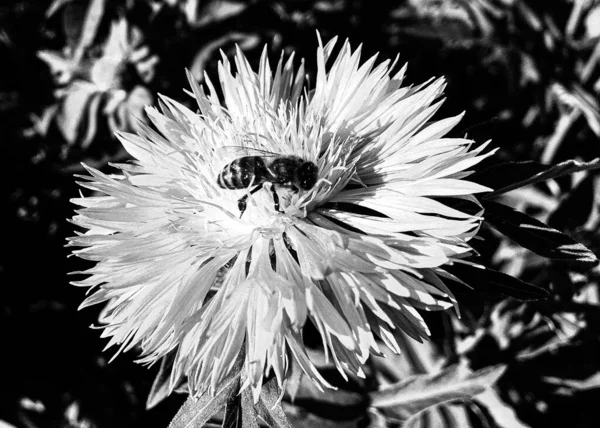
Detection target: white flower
<box><xmin>36</xmin><ymin>18</ymin><xmax>157</xmax><ymax>144</ymax></box>
<box><xmin>69</xmin><ymin>36</ymin><xmax>493</xmax><ymax>399</ymax></box>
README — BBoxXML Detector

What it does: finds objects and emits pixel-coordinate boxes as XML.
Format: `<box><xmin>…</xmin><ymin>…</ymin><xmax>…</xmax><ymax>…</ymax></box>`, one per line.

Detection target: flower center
<box><xmin>255</xmin><ymin>211</ymin><xmax>299</xmax><ymax>239</ymax></box>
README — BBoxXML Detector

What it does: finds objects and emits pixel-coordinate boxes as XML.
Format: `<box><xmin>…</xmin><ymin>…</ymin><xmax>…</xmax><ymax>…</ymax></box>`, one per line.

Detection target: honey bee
<box><xmin>217</xmin><ymin>149</ymin><xmax>318</xmax><ymax>217</ymax></box>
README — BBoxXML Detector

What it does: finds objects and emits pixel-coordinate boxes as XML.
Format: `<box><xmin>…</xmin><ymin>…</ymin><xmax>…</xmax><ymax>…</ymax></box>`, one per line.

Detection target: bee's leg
<box><xmin>270</xmin><ymin>186</ymin><xmax>281</xmax><ymax>212</ymax></box>
<box><xmin>237</xmin><ymin>195</ymin><xmax>248</xmax><ymax>218</ymax></box>
<box><xmin>238</xmin><ymin>185</ymin><xmax>262</xmax><ymax>218</ymax></box>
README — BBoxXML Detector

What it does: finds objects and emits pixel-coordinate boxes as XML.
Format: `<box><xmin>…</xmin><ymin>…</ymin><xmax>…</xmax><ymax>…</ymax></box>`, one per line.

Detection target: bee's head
<box><xmin>297</xmin><ymin>161</ymin><xmax>318</xmax><ymax>190</ymax></box>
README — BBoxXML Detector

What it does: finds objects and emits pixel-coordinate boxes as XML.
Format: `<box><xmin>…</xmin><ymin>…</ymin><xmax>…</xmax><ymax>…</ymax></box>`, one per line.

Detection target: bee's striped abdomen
<box><xmin>217</xmin><ymin>156</ymin><xmax>267</xmax><ymax>189</ymax></box>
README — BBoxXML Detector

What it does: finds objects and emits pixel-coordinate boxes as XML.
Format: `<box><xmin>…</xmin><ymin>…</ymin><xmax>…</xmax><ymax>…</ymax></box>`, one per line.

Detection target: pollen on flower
<box><xmin>69</xmin><ymin>35</ymin><xmax>494</xmax><ymax>400</ymax></box>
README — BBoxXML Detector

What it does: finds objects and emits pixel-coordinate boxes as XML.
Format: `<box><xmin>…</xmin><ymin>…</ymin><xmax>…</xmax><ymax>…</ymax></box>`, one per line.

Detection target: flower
<box><xmin>36</xmin><ymin>18</ymin><xmax>157</xmax><ymax>146</ymax></box>
<box><xmin>69</xmin><ymin>36</ymin><xmax>493</xmax><ymax>400</ymax></box>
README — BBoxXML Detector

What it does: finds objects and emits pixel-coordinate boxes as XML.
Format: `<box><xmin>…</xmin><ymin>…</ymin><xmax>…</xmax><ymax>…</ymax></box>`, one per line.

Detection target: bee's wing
<box><xmin>216</xmin><ymin>146</ymin><xmax>281</xmax><ymax>158</ymax></box>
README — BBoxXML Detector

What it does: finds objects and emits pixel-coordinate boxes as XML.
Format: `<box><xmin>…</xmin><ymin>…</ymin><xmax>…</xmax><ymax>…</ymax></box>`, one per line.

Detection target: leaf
<box><xmin>515</xmin><ymin>319</ymin><xmax>579</xmax><ymax>361</ymax></box>
<box><xmin>404</xmin><ymin>402</ymin><xmax>471</xmax><ymax>428</ymax></box>
<box><xmin>365</xmin><ymin>408</ymin><xmax>387</xmax><ymax>428</ymax></box>
<box><xmin>125</xmin><ymin>86</ymin><xmax>154</xmax><ymax>133</ymax></box>
<box><xmin>471</xmin><ymin>158</ymin><xmax>600</xmax><ymax>198</ymax></box>
<box><xmin>168</xmin><ymin>355</ymin><xmax>243</xmax><ymax>428</ymax></box>
<box><xmin>189</xmin><ymin>33</ymin><xmax>259</xmax><ymax>81</ymax></box>
<box><xmin>256</xmin><ymin>378</ymin><xmax>294</xmax><ymax>428</ymax></box>
<box><xmin>282</xmin><ymin>402</ymin><xmax>363</xmax><ymax>428</ymax></box>
<box><xmin>222</xmin><ymin>392</ymin><xmax>242</xmax><ymax>428</ymax></box>
<box><xmin>487</xmin><ymin>301</ymin><xmax>580</xmax><ymax>361</ymax></box>
<box><xmin>474</xmin><ymin>389</ymin><xmax>530</xmax><ymax>428</ymax></box>
<box><xmin>30</xmin><ymin>104</ymin><xmax>60</xmax><ymax>136</ymax></box>
<box><xmin>73</xmin><ymin>0</ymin><xmax>106</xmax><ymax>63</ymax></box>
<box><xmin>544</xmin><ymin>371</ymin><xmax>600</xmax><ymax>393</ymax></box>
<box><xmin>168</xmin><ymin>382</ymin><xmax>239</xmax><ymax>428</ymax></box>
<box><xmin>241</xmin><ymin>389</ymin><xmax>259</xmax><ymax>428</ymax></box>
<box><xmin>0</xmin><ymin>419</ymin><xmax>19</xmax><ymax>428</ymax></box>
<box><xmin>81</xmin><ymin>92</ymin><xmax>102</xmax><ymax>149</ymax></box>
<box><xmin>369</xmin><ymin>363</ymin><xmax>506</xmax><ymax>422</ymax></box>
<box><xmin>446</xmin><ymin>262</ymin><xmax>549</xmax><ymax>300</ymax></box>
<box><xmin>547</xmin><ymin>175</ymin><xmax>596</xmax><ymax>230</ymax></box>
<box><xmin>147</xmin><ymin>351</ymin><xmax>177</xmax><ymax>410</ymax></box>
<box><xmin>483</xmin><ymin>200</ymin><xmax>598</xmax><ymax>265</ymax></box>
<box><xmin>58</xmin><ymin>88</ymin><xmax>94</xmax><ymax>144</ymax></box>
<box><xmin>37</xmin><ymin>50</ymin><xmax>73</xmax><ymax>76</ymax></box>
<box><xmin>47</xmin><ymin>0</ymin><xmax>75</xmax><ymax>17</ymax></box>
<box><xmin>473</xmin><ymin>161</ymin><xmax>547</xmax><ymax>195</ymax></box>
<box><xmin>194</xmin><ymin>1</ymin><xmax>248</xmax><ymax>27</ymax></box>
<box><xmin>222</xmin><ymin>388</ymin><xmax>258</xmax><ymax>428</ymax></box>
<box><xmin>571</xmin><ymin>84</ymin><xmax>600</xmax><ymax>137</ymax></box>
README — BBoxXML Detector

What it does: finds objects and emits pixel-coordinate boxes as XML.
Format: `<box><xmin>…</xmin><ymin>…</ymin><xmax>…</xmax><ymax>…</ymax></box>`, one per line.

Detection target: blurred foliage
<box><xmin>2</xmin><ymin>0</ymin><xmax>600</xmax><ymax>427</ymax></box>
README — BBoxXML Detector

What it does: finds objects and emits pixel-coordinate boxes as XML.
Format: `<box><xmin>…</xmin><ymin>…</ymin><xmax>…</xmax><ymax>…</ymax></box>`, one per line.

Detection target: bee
<box><xmin>217</xmin><ymin>149</ymin><xmax>318</xmax><ymax>217</ymax></box>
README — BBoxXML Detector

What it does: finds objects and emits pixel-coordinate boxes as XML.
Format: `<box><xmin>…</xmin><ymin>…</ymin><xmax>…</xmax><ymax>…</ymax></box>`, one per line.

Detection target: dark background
<box><xmin>2</xmin><ymin>1</ymin><xmax>600</xmax><ymax>427</ymax></box>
